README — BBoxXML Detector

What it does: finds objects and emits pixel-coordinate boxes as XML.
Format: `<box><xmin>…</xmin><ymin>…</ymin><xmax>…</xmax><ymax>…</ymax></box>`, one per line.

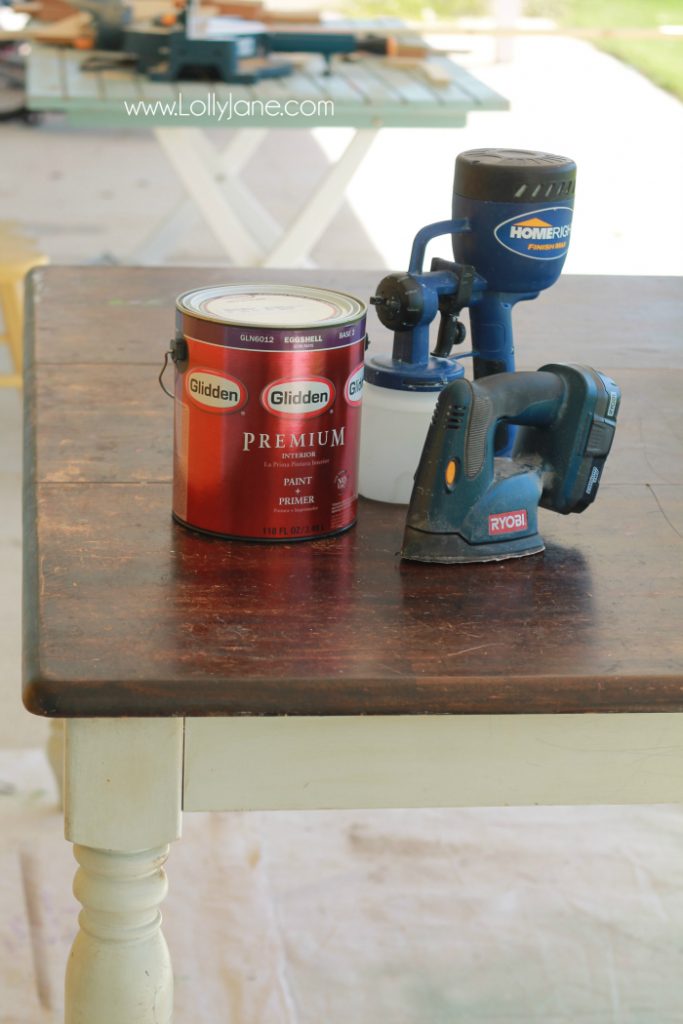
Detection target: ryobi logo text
<box><xmin>494</xmin><ymin>206</ymin><xmax>572</xmax><ymax>261</ymax></box>
<box><xmin>186</xmin><ymin>370</ymin><xmax>247</xmax><ymax>412</ymax></box>
<box><xmin>488</xmin><ymin>509</ymin><xmax>528</xmax><ymax>536</ymax></box>
<box><xmin>262</xmin><ymin>377</ymin><xmax>335</xmax><ymax>418</ymax></box>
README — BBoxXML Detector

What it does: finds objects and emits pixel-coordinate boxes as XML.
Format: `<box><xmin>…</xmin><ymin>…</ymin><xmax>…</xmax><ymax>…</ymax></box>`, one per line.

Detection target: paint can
<box><xmin>170</xmin><ymin>283</ymin><xmax>367</xmax><ymax>541</ymax></box>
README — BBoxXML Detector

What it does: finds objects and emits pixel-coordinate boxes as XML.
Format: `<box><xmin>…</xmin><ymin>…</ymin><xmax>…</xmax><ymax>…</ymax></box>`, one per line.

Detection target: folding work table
<box><xmin>26</xmin><ymin>42</ymin><xmax>507</xmax><ymax>266</ymax></box>
<box><xmin>23</xmin><ymin>267</ymin><xmax>683</xmax><ymax>1022</ymax></box>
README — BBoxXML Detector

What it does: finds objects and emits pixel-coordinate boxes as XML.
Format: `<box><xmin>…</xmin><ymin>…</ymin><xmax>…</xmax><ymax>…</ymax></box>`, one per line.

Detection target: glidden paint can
<box><xmin>172</xmin><ymin>283</ymin><xmax>367</xmax><ymax>541</ymax></box>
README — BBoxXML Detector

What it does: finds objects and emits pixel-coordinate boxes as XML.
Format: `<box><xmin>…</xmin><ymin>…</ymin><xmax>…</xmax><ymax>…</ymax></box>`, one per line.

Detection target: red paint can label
<box><xmin>172</xmin><ymin>284</ymin><xmax>366</xmax><ymax>541</ymax></box>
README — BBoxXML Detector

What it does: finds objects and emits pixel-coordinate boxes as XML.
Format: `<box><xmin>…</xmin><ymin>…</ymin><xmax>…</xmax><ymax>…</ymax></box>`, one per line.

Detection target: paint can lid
<box><xmin>177</xmin><ymin>283</ymin><xmax>366</xmax><ymax>329</ymax></box>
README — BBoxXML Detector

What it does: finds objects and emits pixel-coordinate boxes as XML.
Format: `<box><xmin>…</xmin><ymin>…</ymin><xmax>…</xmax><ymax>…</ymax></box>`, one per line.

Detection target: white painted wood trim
<box><xmin>47</xmin><ymin>718</ymin><xmax>64</xmax><ymax>806</ymax></box>
<box><xmin>184</xmin><ymin>713</ymin><xmax>683</xmax><ymax>811</ymax></box>
<box><xmin>65</xmin><ymin>718</ymin><xmax>183</xmax><ymax>851</ymax></box>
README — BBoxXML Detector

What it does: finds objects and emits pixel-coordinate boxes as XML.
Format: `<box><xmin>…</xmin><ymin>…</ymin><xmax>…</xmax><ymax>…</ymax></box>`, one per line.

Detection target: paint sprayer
<box><xmin>359</xmin><ymin>148</ymin><xmax>579</xmax><ymax>503</ymax></box>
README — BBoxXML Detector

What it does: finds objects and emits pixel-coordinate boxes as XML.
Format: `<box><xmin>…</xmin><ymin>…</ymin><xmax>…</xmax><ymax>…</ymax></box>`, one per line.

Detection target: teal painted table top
<box><xmin>26</xmin><ymin>44</ymin><xmax>508</xmax><ymax>129</ymax></box>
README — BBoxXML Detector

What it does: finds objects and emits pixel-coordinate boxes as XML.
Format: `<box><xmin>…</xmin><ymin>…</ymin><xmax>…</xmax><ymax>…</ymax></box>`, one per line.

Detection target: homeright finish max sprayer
<box><xmin>360</xmin><ymin>147</ymin><xmax>577</xmax><ymax>503</ymax></box>
<box><xmin>167</xmin><ymin>283</ymin><xmax>367</xmax><ymax>541</ymax></box>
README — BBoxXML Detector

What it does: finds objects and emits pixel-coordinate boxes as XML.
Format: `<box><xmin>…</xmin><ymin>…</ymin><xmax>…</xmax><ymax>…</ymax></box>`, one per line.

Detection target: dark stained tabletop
<box><xmin>23</xmin><ymin>267</ymin><xmax>683</xmax><ymax>718</ymax></box>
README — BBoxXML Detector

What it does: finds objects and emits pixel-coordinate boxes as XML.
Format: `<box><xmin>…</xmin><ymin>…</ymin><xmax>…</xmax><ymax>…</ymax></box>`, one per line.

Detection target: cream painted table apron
<box><xmin>26</xmin><ymin>40</ymin><xmax>507</xmax><ymax>267</ymax></box>
<box><xmin>23</xmin><ymin>266</ymin><xmax>683</xmax><ymax>1022</ymax></box>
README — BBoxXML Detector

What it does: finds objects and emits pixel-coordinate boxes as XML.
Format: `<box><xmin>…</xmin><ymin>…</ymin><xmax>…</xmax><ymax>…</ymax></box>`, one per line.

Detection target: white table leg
<box><xmin>64</xmin><ymin>718</ymin><xmax>183</xmax><ymax>1024</ymax></box>
<box><xmin>151</xmin><ymin>128</ymin><xmax>265</xmax><ymax>265</ymax></box>
<box><xmin>67</xmin><ymin>844</ymin><xmax>173</xmax><ymax>1024</ymax></box>
<box><xmin>47</xmin><ymin>718</ymin><xmax>64</xmax><ymax>805</ymax></box>
<box><xmin>191</xmin><ymin>129</ymin><xmax>283</xmax><ymax>253</ymax></box>
<box><xmin>131</xmin><ymin>129</ymin><xmax>271</xmax><ymax>264</ymax></box>
<box><xmin>261</xmin><ymin>127</ymin><xmax>378</xmax><ymax>268</ymax></box>
<box><xmin>131</xmin><ymin>126</ymin><xmax>377</xmax><ymax>267</ymax></box>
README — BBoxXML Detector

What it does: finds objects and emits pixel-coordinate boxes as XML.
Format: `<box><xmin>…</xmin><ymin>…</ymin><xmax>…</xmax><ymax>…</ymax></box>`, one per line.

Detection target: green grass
<box><xmin>532</xmin><ymin>0</ymin><xmax>683</xmax><ymax>100</ymax></box>
<box><xmin>345</xmin><ymin>0</ymin><xmax>486</xmax><ymax>19</ymax></box>
<box><xmin>596</xmin><ymin>36</ymin><xmax>683</xmax><ymax>98</ymax></box>
<box><xmin>550</xmin><ymin>0</ymin><xmax>683</xmax><ymax>29</ymax></box>
<box><xmin>349</xmin><ymin>0</ymin><xmax>683</xmax><ymax>102</ymax></box>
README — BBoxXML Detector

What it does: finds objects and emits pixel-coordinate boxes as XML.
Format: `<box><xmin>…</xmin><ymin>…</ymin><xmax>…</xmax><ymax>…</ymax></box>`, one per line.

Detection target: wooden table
<box><xmin>26</xmin><ymin>42</ymin><xmax>507</xmax><ymax>266</ymax></box>
<box><xmin>23</xmin><ymin>267</ymin><xmax>683</xmax><ymax>1023</ymax></box>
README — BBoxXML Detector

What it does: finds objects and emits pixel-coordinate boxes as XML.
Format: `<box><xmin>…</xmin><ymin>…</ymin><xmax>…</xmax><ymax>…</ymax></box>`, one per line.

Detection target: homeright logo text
<box><xmin>186</xmin><ymin>370</ymin><xmax>247</xmax><ymax>412</ymax></box>
<box><xmin>510</xmin><ymin>220</ymin><xmax>570</xmax><ymax>241</ymax></box>
<box><xmin>494</xmin><ymin>206</ymin><xmax>572</xmax><ymax>261</ymax></box>
<box><xmin>488</xmin><ymin>509</ymin><xmax>528</xmax><ymax>535</ymax></box>
<box><xmin>262</xmin><ymin>377</ymin><xmax>334</xmax><ymax>418</ymax></box>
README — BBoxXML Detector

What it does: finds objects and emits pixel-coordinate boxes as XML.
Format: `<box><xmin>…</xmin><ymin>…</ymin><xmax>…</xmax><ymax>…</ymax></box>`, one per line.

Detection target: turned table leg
<box><xmin>64</xmin><ymin>718</ymin><xmax>183</xmax><ymax>1024</ymax></box>
<box><xmin>66</xmin><ymin>844</ymin><xmax>173</xmax><ymax>1023</ymax></box>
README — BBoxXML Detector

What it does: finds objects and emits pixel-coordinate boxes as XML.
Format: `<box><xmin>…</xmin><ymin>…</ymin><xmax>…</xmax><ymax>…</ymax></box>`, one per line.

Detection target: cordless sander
<box><xmin>401</xmin><ymin>364</ymin><xmax>621</xmax><ymax>564</ymax></box>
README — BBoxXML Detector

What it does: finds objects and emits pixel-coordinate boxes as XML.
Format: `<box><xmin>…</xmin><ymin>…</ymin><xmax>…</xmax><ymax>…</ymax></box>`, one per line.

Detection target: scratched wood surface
<box><xmin>23</xmin><ymin>267</ymin><xmax>683</xmax><ymax>717</ymax></box>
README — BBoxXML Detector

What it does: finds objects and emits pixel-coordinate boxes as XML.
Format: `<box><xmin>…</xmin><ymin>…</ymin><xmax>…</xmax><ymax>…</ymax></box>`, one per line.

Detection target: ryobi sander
<box><xmin>401</xmin><ymin>363</ymin><xmax>621</xmax><ymax>563</ymax></box>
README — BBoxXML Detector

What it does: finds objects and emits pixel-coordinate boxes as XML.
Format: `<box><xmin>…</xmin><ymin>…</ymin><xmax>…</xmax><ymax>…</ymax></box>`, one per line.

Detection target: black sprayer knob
<box><xmin>370</xmin><ymin>273</ymin><xmax>424</xmax><ymax>331</ymax></box>
<box><xmin>433</xmin><ymin>311</ymin><xmax>466</xmax><ymax>359</ymax></box>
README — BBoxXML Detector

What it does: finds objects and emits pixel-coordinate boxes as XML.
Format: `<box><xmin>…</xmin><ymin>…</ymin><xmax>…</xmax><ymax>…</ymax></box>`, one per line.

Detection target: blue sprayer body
<box><xmin>366</xmin><ymin>149</ymin><xmax>576</xmax><ymax>450</ymax></box>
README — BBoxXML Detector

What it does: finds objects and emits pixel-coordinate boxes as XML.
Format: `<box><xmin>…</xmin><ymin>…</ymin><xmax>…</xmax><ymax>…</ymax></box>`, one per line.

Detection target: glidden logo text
<box><xmin>261</xmin><ymin>377</ymin><xmax>335</xmax><ymax>418</ymax></box>
<box><xmin>344</xmin><ymin>364</ymin><xmax>364</xmax><ymax>406</ymax></box>
<box><xmin>186</xmin><ymin>370</ymin><xmax>247</xmax><ymax>412</ymax></box>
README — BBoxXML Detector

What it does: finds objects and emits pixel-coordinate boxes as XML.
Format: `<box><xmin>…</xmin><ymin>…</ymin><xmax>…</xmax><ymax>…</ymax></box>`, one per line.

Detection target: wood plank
<box><xmin>61</xmin><ymin>50</ymin><xmax>102</xmax><ymax>102</ymax></box>
<box><xmin>333</xmin><ymin>60</ymin><xmax>401</xmax><ymax>103</ymax></box>
<box><xmin>26</xmin><ymin>45</ymin><xmax>65</xmax><ymax>103</ymax></box>
<box><xmin>410</xmin><ymin>57</ymin><xmax>481</xmax><ymax>106</ymax></box>
<box><xmin>26</xmin><ymin>48</ymin><xmax>507</xmax><ymax>125</ymax></box>
<box><xmin>276</xmin><ymin>69</ymin><xmax>326</xmax><ymax>101</ymax></box>
<box><xmin>184</xmin><ymin>712</ymin><xmax>683</xmax><ymax>810</ymax></box>
<box><xmin>250</xmin><ymin>74</ymin><xmax>291</xmax><ymax>102</ymax></box>
<box><xmin>359</xmin><ymin>59</ymin><xmax>440</xmax><ymax>105</ymax></box>
<box><xmin>25</xmin><ymin>268</ymin><xmax>683</xmax><ymax>370</ymax></box>
<box><xmin>445</xmin><ymin>60</ymin><xmax>509</xmax><ymax>108</ymax></box>
<box><xmin>33</xmin><ymin>364</ymin><xmax>173</xmax><ymax>483</ymax></box>
<box><xmin>27</xmin><ymin>364</ymin><xmax>683</xmax><ymax>487</ymax></box>
<box><xmin>138</xmin><ymin>77</ymin><xmax>178</xmax><ymax>102</ymax></box>
<box><xmin>176</xmin><ymin>80</ymin><xmax>221</xmax><ymax>104</ymax></box>
<box><xmin>213</xmin><ymin>80</ymin><xmax>256</xmax><ymax>106</ymax></box>
<box><xmin>23</xmin><ymin>480</ymin><xmax>683</xmax><ymax>717</ymax></box>
<box><xmin>99</xmin><ymin>67</ymin><xmax>143</xmax><ymax>102</ymax></box>
<box><xmin>310</xmin><ymin>62</ymin><xmax>367</xmax><ymax>105</ymax></box>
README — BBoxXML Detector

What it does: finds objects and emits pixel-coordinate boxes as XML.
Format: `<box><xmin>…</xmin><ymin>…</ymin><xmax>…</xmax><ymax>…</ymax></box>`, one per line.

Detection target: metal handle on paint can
<box><xmin>158</xmin><ymin>349</ymin><xmax>174</xmax><ymax>399</ymax></box>
<box><xmin>159</xmin><ymin>336</ymin><xmax>188</xmax><ymax>399</ymax></box>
